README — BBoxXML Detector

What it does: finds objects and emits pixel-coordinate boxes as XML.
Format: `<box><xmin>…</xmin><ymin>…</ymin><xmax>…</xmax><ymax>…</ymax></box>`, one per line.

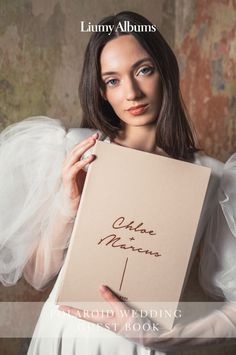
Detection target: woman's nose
<box><xmin>125</xmin><ymin>77</ymin><xmax>143</xmax><ymax>101</ymax></box>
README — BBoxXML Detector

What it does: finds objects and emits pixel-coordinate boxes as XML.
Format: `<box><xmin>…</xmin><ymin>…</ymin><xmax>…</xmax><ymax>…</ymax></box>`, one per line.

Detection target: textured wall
<box><xmin>0</xmin><ymin>0</ymin><xmax>173</xmax><ymax>130</ymax></box>
<box><xmin>175</xmin><ymin>0</ymin><xmax>236</xmax><ymax>161</ymax></box>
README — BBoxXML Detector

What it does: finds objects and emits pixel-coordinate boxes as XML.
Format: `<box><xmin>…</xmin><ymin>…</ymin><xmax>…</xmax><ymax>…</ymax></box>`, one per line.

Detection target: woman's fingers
<box><xmin>70</xmin><ymin>154</ymin><xmax>95</xmax><ymax>175</ymax></box>
<box><xmin>62</xmin><ymin>132</ymin><xmax>98</xmax><ymax>174</ymax></box>
<box><xmin>70</xmin><ymin>132</ymin><xmax>98</xmax><ymax>156</ymax></box>
<box><xmin>99</xmin><ymin>285</ymin><xmax>129</xmax><ymax>314</ymax></box>
<box><xmin>59</xmin><ymin>305</ymin><xmax>114</xmax><ymax>324</ymax></box>
<box><xmin>59</xmin><ymin>286</ymin><xmax>133</xmax><ymax>333</ymax></box>
<box><xmin>63</xmin><ymin>154</ymin><xmax>94</xmax><ymax>182</ymax></box>
<box><xmin>67</xmin><ymin>136</ymin><xmax>98</xmax><ymax>168</ymax></box>
<box><xmin>61</xmin><ymin>131</ymin><xmax>98</xmax><ymax>210</ymax></box>
<box><xmin>59</xmin><ymin>286</ymin><xmax>120</xmax><ymax>322</ymax></box>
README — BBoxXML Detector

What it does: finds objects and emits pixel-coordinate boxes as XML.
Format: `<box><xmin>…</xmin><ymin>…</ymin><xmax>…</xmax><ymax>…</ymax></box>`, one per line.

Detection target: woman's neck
<box><xmin>112</xmin><ymin>124</ymin><xmax>169</xmax><ymax>157</ymax></box>
<box><xmin>112</xmin><ymin>124</ymin><xmax>157</xmax><ymax>153</ymax></box>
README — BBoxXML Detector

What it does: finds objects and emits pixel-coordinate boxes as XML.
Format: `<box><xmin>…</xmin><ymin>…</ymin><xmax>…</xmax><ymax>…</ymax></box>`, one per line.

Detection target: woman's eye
<box><xmin>105</xmin><ymin>79</ymin><xmax>119</xmax><ymax>87</ymax></box>
<box><xmin>138</xmin><ymin>66</ymin><xmax>154</xmax><ymax>76</ymax></box>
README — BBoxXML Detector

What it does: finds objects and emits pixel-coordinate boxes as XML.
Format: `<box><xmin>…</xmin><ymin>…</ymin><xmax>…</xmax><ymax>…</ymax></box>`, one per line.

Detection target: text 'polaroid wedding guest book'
<box><xmin>56</xmin><ymin>141</ymin><xmax>211</xmax><ymax>330</ymax></box>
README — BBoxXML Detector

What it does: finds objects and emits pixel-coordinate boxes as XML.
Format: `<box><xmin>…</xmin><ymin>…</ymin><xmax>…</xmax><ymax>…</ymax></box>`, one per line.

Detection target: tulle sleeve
<box><xmin>0</xmin><ymin>116</ymin><xmax>95</xmax><ymax>290</ymax></box>
<box><xmin>199</xmin><ymin>153</ymin><xmax>236</xmax><ymax>301</ymax></box>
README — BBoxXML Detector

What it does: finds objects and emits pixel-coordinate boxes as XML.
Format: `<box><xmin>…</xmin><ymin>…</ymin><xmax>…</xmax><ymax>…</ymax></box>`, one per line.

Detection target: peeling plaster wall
<box><xmin>176</xmin><ymin>0</ymin><xmax>236</xmax><ymax>161</ymax></box>
<box><xmin>0</xmin><ymin>0</ymin><xmax>172</xmax><ymax>130</ymax></box>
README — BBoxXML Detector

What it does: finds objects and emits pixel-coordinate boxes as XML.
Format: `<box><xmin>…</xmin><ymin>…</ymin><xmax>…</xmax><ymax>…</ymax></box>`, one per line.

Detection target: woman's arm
<box><xmin>23</xmin><ymin>132</ymin><xmax>98</xmax><ymax>290</ymax></box>
<box><xmin>23</xmin><ymin>206</ymin><xmax>75</xmax><ymax>290</ymax></box>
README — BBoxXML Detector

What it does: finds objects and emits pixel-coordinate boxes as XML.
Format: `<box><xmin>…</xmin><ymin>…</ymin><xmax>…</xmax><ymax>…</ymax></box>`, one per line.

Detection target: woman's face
<box><xmin>100</xmin><ymin>34</ymin><xmax>162</xmax><ymax>128</ymax></box>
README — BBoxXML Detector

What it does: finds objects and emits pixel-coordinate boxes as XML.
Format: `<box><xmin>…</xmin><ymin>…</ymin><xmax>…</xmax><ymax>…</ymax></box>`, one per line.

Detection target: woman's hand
<box><xmin>59</xmin><ymin>285</ymin><xmax>133</xmax><ymax>333</ymax></box>
<box><xmin>59</xmin><ymin>285</ymin><xmax>160</xmax><ymax>346</ymax></box>
<box><xmin>59</xmin><ymin>288</ymin><xmax>236</xmax><ymax>351</ymax></box>
<box><xmin>61</xmin><ymin>132</ymin><xmax>98</xmax><ymax>214</ymax></box>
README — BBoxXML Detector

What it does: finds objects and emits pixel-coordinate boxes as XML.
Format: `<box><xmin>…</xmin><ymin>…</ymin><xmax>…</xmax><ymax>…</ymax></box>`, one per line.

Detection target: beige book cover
<box><xmin>56</xmin><ymin>141</ymin><xmax>211</xmax><ymax>330</ymax></box>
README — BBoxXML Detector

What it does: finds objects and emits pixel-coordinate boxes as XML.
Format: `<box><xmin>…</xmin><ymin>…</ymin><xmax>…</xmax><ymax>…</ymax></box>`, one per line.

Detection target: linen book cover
<box><xmin>56</xmin><ymin>141</ymin><xmax>211</xmax><ymax>329</ymax></box>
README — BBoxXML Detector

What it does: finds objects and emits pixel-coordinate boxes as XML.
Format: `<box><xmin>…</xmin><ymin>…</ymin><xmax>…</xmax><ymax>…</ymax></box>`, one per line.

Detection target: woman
<box><xmin>0</xmin><ymin>11</ymin><xmax>235</xmax><ymax>354</ymax></box>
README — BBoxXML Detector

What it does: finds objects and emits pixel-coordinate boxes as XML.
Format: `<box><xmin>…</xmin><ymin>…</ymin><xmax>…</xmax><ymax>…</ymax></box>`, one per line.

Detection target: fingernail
<box><xmin>100</xmin><ymin>285</ymin><xmax>107</xmax><ymax>293</ymax></box>
<box><xmin>92</xmin><ymin>132</ymin><xmax>99</xmax><ymax>138</ymax></box>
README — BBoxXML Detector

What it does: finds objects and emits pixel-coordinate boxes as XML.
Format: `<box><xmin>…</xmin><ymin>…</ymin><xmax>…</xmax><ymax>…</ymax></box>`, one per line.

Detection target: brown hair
<box><xmin>79</xmin><ymin>11</ymin><xmax>198</xmax><ymax>161</ymax></box>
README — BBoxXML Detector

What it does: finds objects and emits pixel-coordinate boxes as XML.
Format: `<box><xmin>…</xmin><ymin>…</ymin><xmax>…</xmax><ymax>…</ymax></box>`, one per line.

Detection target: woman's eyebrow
<box><xmin>101</xmin><ymin>57</ymin><xmax>153</xmax><ymax>77</ymax></box>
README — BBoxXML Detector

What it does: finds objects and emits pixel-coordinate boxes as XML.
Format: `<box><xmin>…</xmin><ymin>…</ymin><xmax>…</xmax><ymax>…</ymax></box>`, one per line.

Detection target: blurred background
<box><xmin>0</xmin><ymin>0</ymin><xmax>235</xmax><ymax>354</ymax></box>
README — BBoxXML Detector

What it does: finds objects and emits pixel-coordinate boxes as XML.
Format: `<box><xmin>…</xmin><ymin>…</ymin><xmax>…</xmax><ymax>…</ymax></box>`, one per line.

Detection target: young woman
<box><xmin>0</xmin><ymin>11</ymin><xmax>235</xmax><ymax>354</ymax></box>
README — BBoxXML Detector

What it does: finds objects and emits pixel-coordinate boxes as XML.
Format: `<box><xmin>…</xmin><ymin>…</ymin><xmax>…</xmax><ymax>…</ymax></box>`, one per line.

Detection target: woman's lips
<box><xmin>127</xmin><ymin>104</ymin><xmax>149</xmax><ymax>116</ymax></box>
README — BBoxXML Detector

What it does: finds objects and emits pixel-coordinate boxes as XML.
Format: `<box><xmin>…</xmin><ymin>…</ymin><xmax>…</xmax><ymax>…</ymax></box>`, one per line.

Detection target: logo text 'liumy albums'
<box><xmin>80</xmin><ymin>21</ymin><xmax>157</xmax><ymax>35</ymax></box>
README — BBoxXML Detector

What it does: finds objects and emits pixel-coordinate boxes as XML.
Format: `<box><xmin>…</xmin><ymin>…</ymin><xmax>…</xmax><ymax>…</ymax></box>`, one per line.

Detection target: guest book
<box><xmin>56</xmin><ymin>141</ymin><xmax>211</xmax><ymax>330</ymax></box>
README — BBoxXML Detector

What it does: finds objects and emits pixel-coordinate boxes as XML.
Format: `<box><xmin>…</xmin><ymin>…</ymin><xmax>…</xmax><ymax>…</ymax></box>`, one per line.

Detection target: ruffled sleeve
<box><xmin>0</xmin><ymin>116</ymin><xmax>95</xmax><ymax>290</ymax></box>
<box><xmin>199</xmin><ymin>153</ymin><xmax>236</xmax><ymax>301</ymax></box>
<box><xmin>186</xmin><ymin>154</ymin><xmax>224</xmax><ymax>265</ymax></box>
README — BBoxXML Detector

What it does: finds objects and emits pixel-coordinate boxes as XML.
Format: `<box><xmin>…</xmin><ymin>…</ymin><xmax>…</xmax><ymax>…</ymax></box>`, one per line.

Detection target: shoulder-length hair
<box><xmin>79</xmin><ymin>11</ymin><xmax>198</xmax><ymax>161</ymax></box>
